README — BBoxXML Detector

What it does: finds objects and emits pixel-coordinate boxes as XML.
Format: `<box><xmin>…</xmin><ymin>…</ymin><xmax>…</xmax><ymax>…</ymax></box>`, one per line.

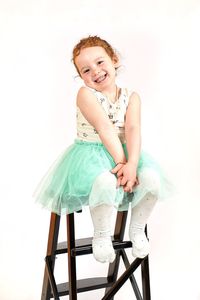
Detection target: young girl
<box><xmin>33</xmin><ymin>35</ymin><xmax>173</xmax><ymax>263</ymax></box>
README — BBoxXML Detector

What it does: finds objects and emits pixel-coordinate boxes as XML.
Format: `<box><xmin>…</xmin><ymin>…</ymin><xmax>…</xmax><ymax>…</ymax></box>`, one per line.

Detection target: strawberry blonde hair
<box><xmin>72</xmin><ymin>35</ymin><xmax>119</xmax><ymax>76</ymax></box>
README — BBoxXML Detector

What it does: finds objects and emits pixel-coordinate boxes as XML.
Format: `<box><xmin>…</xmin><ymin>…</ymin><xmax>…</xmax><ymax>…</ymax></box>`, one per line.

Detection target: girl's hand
<box><xmin>111</xmin><ymin>162</ymin><xmax>139</xmax><ymax>193</ymax></box>
<box><xmin>110</xmin><ymin>162</ymin><xmax>126</xmax><ymax>188</ymax></box>
<box><xmin>118</xmin><ymin>162</ymin><xmax>138</xmax><ymax>193</ymax></box>
<box><xmin>123</xmin><ymin>176</ymin><xmax>139</xmax><ymax>193</ymax></box>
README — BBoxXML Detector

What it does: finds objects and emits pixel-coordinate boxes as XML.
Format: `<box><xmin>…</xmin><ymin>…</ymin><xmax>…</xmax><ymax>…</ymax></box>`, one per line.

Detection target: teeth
<box><xmin>95</xmin><ymin>74</ymin><xmax>106</xmax><ymax>83</ymax></box>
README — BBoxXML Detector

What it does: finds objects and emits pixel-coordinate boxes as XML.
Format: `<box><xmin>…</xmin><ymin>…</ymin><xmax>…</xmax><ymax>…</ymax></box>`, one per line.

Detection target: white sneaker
<box><xmin>92</xmin><ymin>231</ymin><xmax>116</xmax><ymax>263</ymax></box>
<box><xmin>129</xmin><ymin>231</ymin><xmax>150</xmax><ymax>259</ymax></box>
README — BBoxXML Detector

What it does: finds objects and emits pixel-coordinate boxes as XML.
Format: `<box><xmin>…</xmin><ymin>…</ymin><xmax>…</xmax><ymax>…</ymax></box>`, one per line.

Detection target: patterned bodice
<box><xmin>76</xmin><ymin>87</ymin><xmax>130</xmax><ymax>143</ymax></box>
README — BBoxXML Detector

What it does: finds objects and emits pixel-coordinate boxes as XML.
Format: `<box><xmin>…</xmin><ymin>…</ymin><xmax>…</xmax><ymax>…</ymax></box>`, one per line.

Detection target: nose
<box><xmin>92</xmin><ymin>66</ymin><xmax>100</xmax><ymax>76</ymax></box>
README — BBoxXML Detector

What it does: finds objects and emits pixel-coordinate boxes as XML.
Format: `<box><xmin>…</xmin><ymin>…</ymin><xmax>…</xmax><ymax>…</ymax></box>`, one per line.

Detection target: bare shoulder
<box><xmin>125</xmin><ymin>91</ymin><xmax>141</xmax><ymax>127</ymax></box>
<box><xmin>76</xmin><ymin>86</ymin><xmax>96</xmax><ymax>107</ymax></box>
<box><xmin>128</xmin><ymin>91</ymin><xmax>141</xmax><ymax>107</ymax></box>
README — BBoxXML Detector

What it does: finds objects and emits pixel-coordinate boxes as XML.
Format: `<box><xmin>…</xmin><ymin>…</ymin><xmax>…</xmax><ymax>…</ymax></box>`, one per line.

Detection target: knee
<box><xmin>89</xmin><ymin>171</ymin><xmax>118</xmax><ymax>205</ymax></box>
<box><xmin>138</xmin><ymin>168</ymin><xmax>160</xmax><ymax>195</ymax></box>
<box><xmin>93</xmin><ymin>171</ymin><xmax>117</xmax><ymax>191</ymax></box>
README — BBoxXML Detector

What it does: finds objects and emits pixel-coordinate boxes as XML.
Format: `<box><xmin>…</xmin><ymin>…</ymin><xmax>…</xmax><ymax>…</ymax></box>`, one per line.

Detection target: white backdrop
<box><xmin>1</xmin><ymin>1</ymin><xmax>200</xmax><ymax>299</ymax></box>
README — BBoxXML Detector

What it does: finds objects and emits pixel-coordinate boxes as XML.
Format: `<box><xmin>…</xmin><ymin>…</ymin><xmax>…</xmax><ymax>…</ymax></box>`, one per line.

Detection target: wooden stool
<box><xmin>41</xmin><ymin>210</ymin><xmax>151</xmax><ymax>300</ymax></box>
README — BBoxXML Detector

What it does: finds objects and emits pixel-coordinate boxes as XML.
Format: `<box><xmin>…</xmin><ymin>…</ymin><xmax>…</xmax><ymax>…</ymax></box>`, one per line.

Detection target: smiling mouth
<box><xmin>94</xmin><ymin>73</ymin><xmax>107</xmax><ymax>83</ymax></box>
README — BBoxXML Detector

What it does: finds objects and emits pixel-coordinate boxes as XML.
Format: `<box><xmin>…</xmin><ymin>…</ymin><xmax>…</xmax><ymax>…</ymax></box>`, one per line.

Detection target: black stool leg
<box><xmin>41</xmin><ymin>213</ymin><xmax>61</xmax><ymax>300</ymax></box>
<box><xmin>141</xmin><ymin>226</ymin><xmax>151</xmax><ymax>300</ymax></box>
<box><xmin>141</xmin><ymin>256</ymin><xmax>151</xmax><ymax>300</ymax></box>
<box><xmin>105</xmin><ymin>211</ymin><xmax>128</xmax><ymax>299</ymax></box>
<box><xmin>67</xmin><ymin>213</ymin><xmax>77</xmax><ymax>300</ymax></box>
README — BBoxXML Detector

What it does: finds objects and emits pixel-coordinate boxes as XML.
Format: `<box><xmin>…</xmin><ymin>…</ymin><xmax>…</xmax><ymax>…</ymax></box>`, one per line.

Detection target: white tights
<box><xmin>90</xmin><ymin>204</ymin><xmax>115</xmax><ymax>263</ymax></box>
<box><xmin>89</xmin><ymin>168</ymin><xmax>160</xmax><ymax>262</ymax></box>
<box><xmin>129</xmin><ymin>192</ymin><xmax>157</xmax><ymax>258</ymax></box>
<box><xmin>129</xmin><ymin>168</ymin><xmax>160</xmax><ymax>257</ymax></box>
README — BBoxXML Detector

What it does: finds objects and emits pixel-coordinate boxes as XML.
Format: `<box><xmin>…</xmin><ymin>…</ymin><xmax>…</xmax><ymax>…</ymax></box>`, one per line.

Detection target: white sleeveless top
<box><xmin>76</xmin><ymin>87</ymin><xmax>131</xmax><ymax>143</ymax></box>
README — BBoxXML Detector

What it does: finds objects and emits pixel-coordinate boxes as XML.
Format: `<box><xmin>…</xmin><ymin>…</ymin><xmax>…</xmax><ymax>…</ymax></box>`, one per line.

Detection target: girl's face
<box><xmin>75</xmin><ymin>46</ymin><xmax>117</xmax><ymax>91</ymax></box>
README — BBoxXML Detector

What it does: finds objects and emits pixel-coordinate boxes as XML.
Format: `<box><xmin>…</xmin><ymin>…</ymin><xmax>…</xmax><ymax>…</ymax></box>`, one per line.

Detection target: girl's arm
<box><xmin>125</xmin><ymin>91</ymin><xmax>141</xmax><ymax>167</ymax></box>
<box><xmin>111</xmin><ymin>92</ymin><xmax>141</xmax><ymax>192</ymax></box>
<box><xmin>76</xmin><ymin>87</ymin><xmax>126</xmax><ymax>164</ymax></box>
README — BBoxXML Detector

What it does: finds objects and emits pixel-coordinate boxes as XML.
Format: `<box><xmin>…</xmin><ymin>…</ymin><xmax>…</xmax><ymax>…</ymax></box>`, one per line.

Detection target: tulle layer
<box><xmin>33</xmin><ymin>139</ymin><xmax>174</xmax><ymax>215</ymax></box>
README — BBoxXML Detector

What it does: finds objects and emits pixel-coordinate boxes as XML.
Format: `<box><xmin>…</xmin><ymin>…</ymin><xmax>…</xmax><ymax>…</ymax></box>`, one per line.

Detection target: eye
<box><xmin>83</xmin><ymin>69</ymin><xmax>90</xmax><ymax>74</ymax></box>
<box><xmin>97</xmin><ymin>60</ymin><xmax>104</xmax><ymax>65</ymax></box>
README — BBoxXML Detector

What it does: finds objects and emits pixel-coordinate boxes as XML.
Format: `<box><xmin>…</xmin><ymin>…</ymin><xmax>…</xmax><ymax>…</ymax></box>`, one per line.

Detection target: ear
<box><xmin>112</xmin><ymin>54</ymin><xmax>120</xmax><ymax>68</ymax></box>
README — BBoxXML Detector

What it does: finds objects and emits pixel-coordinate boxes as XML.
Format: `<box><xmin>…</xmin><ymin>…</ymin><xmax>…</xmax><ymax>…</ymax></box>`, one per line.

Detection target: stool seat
<box><xmin>41</xmin><ymin>211</ymin><xmax>151</xmax><ymax>300</ymax></box>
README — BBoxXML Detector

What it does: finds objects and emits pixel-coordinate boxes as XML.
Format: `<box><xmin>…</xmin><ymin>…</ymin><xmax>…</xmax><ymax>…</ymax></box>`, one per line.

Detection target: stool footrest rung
<box><xmin>56</xmin><ymin>237</ymin><xmax>92</xmax><ymax>254</ymax></box>
<box><xmin>50</xmin><ymin>277</ymin><xmax>113</xmax><ymax>297</ymax></box>
<box><xmin>56</xmin><ymin>238</ymin><xmax>132</xmax><ymax>256</ymax></box>
<box><xmin>71</xmin><ymin>240</ymin><xmax>132</xmax><ymax>256</ymax></box>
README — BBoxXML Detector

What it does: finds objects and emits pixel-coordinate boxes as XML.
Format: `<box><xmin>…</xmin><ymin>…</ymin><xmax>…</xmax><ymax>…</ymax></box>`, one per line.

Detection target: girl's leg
<box><xmin>129</xmin><ymin>192</ymin><xmax>157</xmax><ymax>258</ymax></box>
<box><xmin>89</xmin><ymin>171</ymin><xmax>117</xmax><ymax>263</ymax></box>
<box><xmin>129</xmin><ymin>168</ymin><xmax>160</xmax><ymax>258</ymax></box>
<box><xmin>90</xmin><ymin>204</ymin><xmax>115</xmax><ymax>263</ymax></box>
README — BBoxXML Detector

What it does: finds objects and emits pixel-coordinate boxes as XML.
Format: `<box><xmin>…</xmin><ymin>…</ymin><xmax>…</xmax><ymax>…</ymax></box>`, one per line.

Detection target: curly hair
<box><xmin>72</xmin><ymin>35</ymin><xmax>119</xmax><ymax>75</ymax></box>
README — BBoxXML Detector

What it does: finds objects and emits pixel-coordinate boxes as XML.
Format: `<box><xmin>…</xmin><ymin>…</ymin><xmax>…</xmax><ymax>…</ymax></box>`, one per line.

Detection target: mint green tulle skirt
<box><xmin>33</xmin><ymin>139</ymin><xmax>174</xmax><ymax>215</ymax></box>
